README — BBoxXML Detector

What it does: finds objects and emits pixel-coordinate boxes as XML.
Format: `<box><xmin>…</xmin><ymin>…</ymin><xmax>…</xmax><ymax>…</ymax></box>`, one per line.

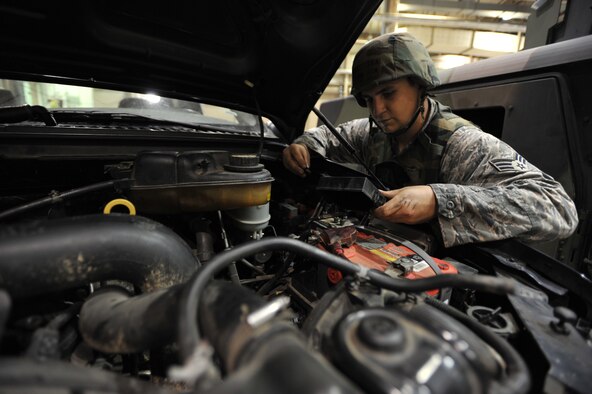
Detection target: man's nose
<box><xmin>370</xmin><ymin>95</ymin><xmax>385</xmax><ymax>115</ymax></box>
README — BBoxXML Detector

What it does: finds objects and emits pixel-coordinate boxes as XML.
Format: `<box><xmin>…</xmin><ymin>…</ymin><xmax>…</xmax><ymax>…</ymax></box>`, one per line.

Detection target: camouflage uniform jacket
<box><xmin>294</xmin><ymin>98</ymin><xmax>578</xmax><ymax>247</ymax></box>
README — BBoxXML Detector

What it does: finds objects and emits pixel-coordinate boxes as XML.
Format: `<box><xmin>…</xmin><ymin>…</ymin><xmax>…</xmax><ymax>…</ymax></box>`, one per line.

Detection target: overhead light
<box><xmin>398</xmin><ymin>12</ymin><xmax>453</xmax><ymax>21</ymax></box>
<box><xmin>142</xmin><ymin>93</ymin><xmax>161</xmax><ymax>104</ymax></box>
<box><xmin>434</xmin><ymin>55</ymin><xmax>472</xmax><ymax>70</ymax></box>
<box><xmin>500</xmin><ymin>12</ymin><xmax>515</xmax><ymax>21</ymax></box>
<box><xmin>473</xmin><ymin>32</ymin><xmax>519</xmax><ymax>52</ymax></box>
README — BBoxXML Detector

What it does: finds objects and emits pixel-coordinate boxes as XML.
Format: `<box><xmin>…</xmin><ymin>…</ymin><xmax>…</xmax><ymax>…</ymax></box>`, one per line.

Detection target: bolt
<box><xmin>550</xmin><ymin>306</ymin><xmax>577</xmax><ymax>335</ymax></box>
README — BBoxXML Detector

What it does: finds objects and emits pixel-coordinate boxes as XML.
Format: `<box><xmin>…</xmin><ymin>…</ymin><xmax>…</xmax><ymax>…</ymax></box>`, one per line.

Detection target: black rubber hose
<box><xmin>424</xmin><ymin>297</ymin><xmax>531</xmax><ymax>394</ymax></box>
<box><xmin>0</xmin><ymin>357</ymin><xmax>174</xmax><ymax>394</ymax></box>
<box><xmin>0</xmin><ymin>179</ymin><xmax>130</xmax><ymax>221</ymax></box>
<box><xmin>0</xmin><ymin>290</ymin><xmax>11</xmax><ymax>342</ymax></box>
<box><xmin>0</xmin><ymin>104</ymin><xmax>57</xmax><ymax>126</ymax></box>
<box><xmin>79</xmin><ymin>285</ymin><xmax>184</xmax><ymax>354</ymax></box>
<box><xmin>0</xmin><ymin>214</ymin><xmax>199</xmax><ymax>298</ymax></box>
<box><xmin>177</xmin><ymin>237</ymin><xmax>516</xmax><ymax>362</ymax></box>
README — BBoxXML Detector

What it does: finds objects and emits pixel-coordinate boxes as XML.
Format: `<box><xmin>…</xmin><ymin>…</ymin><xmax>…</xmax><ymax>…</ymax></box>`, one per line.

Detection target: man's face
<box><xmin>361</xmin><ymin>78</ymin><xmax>420</xmax><ymax>134</ymax></box>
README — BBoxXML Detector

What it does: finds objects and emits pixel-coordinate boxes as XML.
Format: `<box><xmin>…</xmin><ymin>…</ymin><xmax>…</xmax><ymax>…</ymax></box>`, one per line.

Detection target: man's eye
<box><xmin>382</xmin><ymin>89</ymin><xmax>394</xmax><ymax>98</ymax></box>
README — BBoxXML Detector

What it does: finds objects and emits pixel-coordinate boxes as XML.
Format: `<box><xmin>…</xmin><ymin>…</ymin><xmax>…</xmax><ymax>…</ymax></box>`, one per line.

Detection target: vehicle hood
<box><xmin>0</xmin><ymin>1</ymin><xmax>381</xmax><ymax>141</ymax></box>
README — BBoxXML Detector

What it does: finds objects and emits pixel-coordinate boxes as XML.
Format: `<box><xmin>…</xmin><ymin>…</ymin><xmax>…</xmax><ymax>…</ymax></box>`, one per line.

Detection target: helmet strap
<box><xmin>373</xmin><ymin>90</ymin><xmax>427</xmax><ymax>138</ymax></box>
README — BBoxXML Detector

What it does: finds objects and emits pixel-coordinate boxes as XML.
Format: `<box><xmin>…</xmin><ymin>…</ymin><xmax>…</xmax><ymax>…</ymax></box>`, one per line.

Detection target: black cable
<box><xmin>0</xmin><ymin>179</ymin><xmax>131</xmax><ymax>221</ymax></box>
<box><xmin>177</xmin><ymin>237</ymin><xmax>517</xmax><ymax>362</ymax></box>
<box><xmin>358</xmin><ymin>226</ymin><xmax>444</xmax><ymax>300</ymax></box>
<box><xmin>256</xmin><ymin>252</ymin><xmax>293</xmax><ymax>295</ymax></box>
<box><xmin>313</xmin><ymin>107</ymin><xmax>388</xmax><ymax>190</ymax></box>
<box><xmin>424</xmin><ymin>297</ymin><xmax>531</xmax><ymax>394</ymax></box>
<box><xmin>244</xmin><ymin>80</ymin><xmax>265</xmax><ymax>158</ymax></box>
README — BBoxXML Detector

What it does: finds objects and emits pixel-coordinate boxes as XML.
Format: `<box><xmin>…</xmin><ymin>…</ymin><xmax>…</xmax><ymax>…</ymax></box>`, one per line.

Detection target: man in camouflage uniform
<box><xmin>283</xmin><ymin>32</ymin><xmax>578</xmax><ymax>248</ymax></box>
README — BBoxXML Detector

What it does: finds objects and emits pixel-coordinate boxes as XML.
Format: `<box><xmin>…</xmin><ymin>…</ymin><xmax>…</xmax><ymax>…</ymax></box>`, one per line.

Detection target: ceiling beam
<box><xmin>400</xmin><ymin>0</ymin><xmax>533</xmax><ymax>13</ymax></box>
<box><xmin>373</xmin><ymin>14</ymin><xmax>527</xmax><ymax>33</ymax></box>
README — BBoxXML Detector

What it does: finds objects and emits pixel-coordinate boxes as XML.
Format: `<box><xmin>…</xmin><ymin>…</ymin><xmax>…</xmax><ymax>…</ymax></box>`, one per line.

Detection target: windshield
<box><xmin>0</xmin><ymin>79</ymin><xmax>276</xmax><ymax>136</ymax></box>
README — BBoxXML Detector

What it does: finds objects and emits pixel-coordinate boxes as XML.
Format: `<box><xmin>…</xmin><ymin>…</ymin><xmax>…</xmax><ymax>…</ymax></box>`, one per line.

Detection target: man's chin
<box><xmin>384</xmin><ymin>125</ymin><xmax>412</xmax><ymax>137</ymax></box>
<box><xmin>375</xmin><ymin>120</ymin><xmax>410</xmax><ymax>136</ymax></box>
<box><xmin>378</xmin><ymin>121</ymin><xmax>398</xmax><ymax>133</ymax></box>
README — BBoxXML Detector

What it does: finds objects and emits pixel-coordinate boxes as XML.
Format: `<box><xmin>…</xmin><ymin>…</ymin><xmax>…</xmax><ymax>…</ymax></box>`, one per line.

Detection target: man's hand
<box><xmin>374</xmin><ymin>186</ymin><xmax>437</xmax><ymax>224</ymax></box>
<box><xmin>282</xmin><ymin>143</ymin><xmax>310</xmax><ymax>177</ymax></box>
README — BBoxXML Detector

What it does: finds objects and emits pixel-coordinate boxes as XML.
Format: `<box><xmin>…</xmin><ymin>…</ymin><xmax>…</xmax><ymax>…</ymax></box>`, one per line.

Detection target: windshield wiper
<box><xmin>0</xmin><ymin>105</ymin><xmax>57</xmax><ymax>126</ymax></box>
<box><xmin>52</xmin><ymin>110</ymin><xmax>263</xmax><ymax>136</ymax></box>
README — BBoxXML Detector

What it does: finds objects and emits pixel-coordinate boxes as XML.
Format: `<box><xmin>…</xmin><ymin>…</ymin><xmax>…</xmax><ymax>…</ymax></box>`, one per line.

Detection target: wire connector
<box><xmin>168</xmin><ymin>341</ymin><xmax>219</xmax><ymax>385</ymax></box>
<box><xmin>357</xmin><ymin>265</ymin><xmax>370</xmax><ymax>280</ymax></box>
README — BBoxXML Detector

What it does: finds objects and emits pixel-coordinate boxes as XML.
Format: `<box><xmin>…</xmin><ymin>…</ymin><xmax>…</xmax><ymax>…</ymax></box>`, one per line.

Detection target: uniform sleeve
<box><xmin>429</xmin><ymin>127</ymin><xmax>578</xmax><ymax>248</ymax></box>
<box><xmin>293</xmin><ymin>118</ymin><xmax>371</xmax><ymax>164</ymax></box>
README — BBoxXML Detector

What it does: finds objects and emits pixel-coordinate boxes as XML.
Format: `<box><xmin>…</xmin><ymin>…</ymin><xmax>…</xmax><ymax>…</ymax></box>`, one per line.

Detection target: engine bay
<box><xmin>0</xmin><ymin>148</ymin><xmax>591</xmax><ymax>394</ymax></box>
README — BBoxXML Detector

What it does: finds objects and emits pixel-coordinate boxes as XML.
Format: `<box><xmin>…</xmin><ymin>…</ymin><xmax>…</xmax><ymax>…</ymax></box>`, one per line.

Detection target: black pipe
<box><xmin>79</xmin><ymin>285</ymin><xmax>184</xmax><ymax>354</ymax></box>
<box><xmin>200</xmin><ymin>281</ymin><xmax>267</xmax><ymax>370</ymax></box>
<box><xmin>0</xmin><ymin>357</ymin><xmax>175</xmax><ymax>394</ymax></box>
<box><xmin>0</xmin><ymin>179</ymin><xmax>131</xmax><ymax>221</ymax></box>
<box><xmin>0</xmin><ymin>290</ymin><xmax>10</xmax><ymax>343</ymax></box>
<box><xmin>0</xmin><ymin>214</ymin><xmax>199</xmax><ymax>298</ymax></box>
<box><xmin>424</xmin><ymin>297</ymin><xmax>531</xmax><ymax>394</ymax></box>
<box><xmin>177</xmin><ymin>237</ymin><xmax>517</xmax><ymax>362</ymax></box>
<box><xmin>199</xmin><ymin>281</ymin><xmax>359</xmax><ymax>394</ymax></box>
<box><xmin>0</xmin><ymin>104</ymin><xmax>57</xmax><ymax>126</ymax></box>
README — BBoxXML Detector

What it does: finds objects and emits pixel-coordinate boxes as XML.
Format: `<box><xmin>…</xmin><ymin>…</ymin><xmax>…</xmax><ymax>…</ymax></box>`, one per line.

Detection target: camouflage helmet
<box><xmin>351</xmin><ymin>32</ymin><xmax>440</xmax><ymax>107</ymax></box>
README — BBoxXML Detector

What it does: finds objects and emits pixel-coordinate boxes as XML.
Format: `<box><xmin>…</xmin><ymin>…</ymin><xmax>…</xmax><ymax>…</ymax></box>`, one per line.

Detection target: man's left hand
<box><xmin>374</xmin><ymin>186</ymin><xmax>437</xmax><ymax>224</ymax></box>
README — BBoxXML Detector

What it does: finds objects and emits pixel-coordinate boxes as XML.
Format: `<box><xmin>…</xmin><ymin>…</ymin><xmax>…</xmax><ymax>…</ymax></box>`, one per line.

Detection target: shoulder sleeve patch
<box><xmin>489</xmin><ymin>154</ymin><xmax>528</xmax><ymax>172</ymax></box>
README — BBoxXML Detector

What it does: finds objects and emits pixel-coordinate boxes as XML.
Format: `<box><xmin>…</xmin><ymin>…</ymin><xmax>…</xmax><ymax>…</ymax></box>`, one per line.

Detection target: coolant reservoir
<box><xmin>129</xmin><ymin>151</ymin><xmax>273</xmax><ymax>213</ymax></box>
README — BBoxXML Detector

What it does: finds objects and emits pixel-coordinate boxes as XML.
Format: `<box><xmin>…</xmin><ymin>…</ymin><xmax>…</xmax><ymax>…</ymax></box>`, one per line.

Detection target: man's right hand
<box><xmin>282</xmin><ymin>143</ymin><xmax>311</xmax><ymax>177</ymax></box>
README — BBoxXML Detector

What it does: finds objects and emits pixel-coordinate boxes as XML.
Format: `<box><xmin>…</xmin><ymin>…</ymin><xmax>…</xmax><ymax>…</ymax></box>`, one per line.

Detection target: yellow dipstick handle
<box><xmin>103</xmin><ymin>199</ymin><xmax>136</xmax><ymax>215</ymax></box>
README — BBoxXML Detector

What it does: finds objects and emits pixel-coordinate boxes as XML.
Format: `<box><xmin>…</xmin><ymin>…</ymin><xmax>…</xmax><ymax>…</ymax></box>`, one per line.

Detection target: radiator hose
<box><xmin>0</xmin><ymin>214</ymin><xmax>199</xmax><ymax>298</ymax></box>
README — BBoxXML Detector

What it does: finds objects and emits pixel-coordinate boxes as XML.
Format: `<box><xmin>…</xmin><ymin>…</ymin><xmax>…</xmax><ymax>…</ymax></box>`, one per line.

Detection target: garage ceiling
<box><xmin>364</xmin><ymin>0</ymin><xmax>532</xmax><ymax>56</ymax></box>
<box><xmin>327</xmin><ymin>0</ymin><xmax>535</xmax><ymax>94</ymax></box>
<box><xmin>311</xmin><ymin>0</ymin><xmax>537</xmax><ymax>128</ymax></box>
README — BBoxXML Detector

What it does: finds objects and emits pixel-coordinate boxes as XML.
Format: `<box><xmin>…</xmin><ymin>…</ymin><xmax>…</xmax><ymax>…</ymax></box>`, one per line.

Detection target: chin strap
<box><xmin>372</xmin><ymin>91</ymin><xmax>427</xmax><ymax>138</ymax></box>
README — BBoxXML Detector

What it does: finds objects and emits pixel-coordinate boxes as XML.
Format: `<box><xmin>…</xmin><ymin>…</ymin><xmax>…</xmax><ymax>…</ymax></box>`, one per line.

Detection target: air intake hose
<box><xmin>0</xmin><ymin>214</ymin><xmax>199</xmax><ymax>298</ymax></box>
<box><xmin>79</xmin><ymin>285</ymin><xmax>185</xmax><ymax>353</ymax></box>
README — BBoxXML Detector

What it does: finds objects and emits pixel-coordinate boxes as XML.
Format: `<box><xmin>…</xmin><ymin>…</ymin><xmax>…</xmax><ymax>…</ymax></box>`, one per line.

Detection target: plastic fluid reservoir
<box><xmin>129</xmin><ymin>151</ymin><xmax>273</xmax><ymax>213</ymax></box>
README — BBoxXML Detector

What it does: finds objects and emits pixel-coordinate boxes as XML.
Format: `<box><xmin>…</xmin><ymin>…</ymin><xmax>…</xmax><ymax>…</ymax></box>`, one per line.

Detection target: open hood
<box><xmin>0</xmin><ymin>0</ymin><xmax>381</xmax><ymax>141</ymax></box>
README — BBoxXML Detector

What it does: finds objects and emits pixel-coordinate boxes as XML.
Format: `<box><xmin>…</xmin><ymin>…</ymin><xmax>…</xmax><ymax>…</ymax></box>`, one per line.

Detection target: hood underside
<box><xmin>0</xmin><ymin>0</ymin><xmax>381</xmax><ymax>140</ymax></box>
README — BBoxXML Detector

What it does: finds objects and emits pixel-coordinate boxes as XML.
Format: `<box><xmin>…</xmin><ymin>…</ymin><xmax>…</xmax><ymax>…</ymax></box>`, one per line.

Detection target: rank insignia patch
<box><xmin>489</xmin><ymin>154</ymin><xmax>528</xmax><ymax>172</ymax></box>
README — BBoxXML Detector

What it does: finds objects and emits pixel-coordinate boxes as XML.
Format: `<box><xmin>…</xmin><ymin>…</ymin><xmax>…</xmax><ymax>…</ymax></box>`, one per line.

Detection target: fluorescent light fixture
<box><xmin>434</xmin><ymin>55</ymin><xmax>472</xmax><ymax>70</ymax></box>
<box><xmin>473</xmin><ymin>32</ymin><xmax>519</xmax><ymax>53</ymax></box>
<box><xmin>142</xmin><ymin>93</ymin><xmax>161</xmax><ymax>104</ymax></box>
<box><xmin>398</xmin><ymin>12</ymin><xmax>453</xmax><ymax>20</ymax></box>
